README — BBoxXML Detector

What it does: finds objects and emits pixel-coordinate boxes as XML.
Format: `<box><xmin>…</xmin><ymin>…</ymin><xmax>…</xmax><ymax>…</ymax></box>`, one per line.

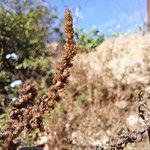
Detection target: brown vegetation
<box><xmin>0</xmin><ymin>9</ymin><xmax>77</xmax><ymax>150</ymax></box>
<box><xmin>0</xmin><ymin>8</ymin><xmax>150</xmax><ymax>150</ymax></box>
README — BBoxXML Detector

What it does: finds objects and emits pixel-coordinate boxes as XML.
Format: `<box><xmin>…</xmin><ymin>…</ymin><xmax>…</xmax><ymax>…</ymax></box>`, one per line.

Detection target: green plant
<box><xmin>0</xmin><ymin>0</ymin><xmax>58</xmax><ymax>110</ymax></box>
<box><xmin>74</xmin><ymin>27</ymin><xmax>104</xmax><ymax>52</ymax></box>
<box><xmin>74</xmin><ymin>92</ymin><xmax>88</xmax><ymax>104</ymax></box>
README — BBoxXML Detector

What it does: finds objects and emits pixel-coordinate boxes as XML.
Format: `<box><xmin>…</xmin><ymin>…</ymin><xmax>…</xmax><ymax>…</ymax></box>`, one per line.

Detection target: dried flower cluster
<box><xmin>0</xmin><ymin>9</ymin><xmax>76</xmax><ymax>149</ymax></box>
<box><xmin>97</xmin><ymin>91</ymin><xmax>150</xmax><ymax>150</ymax></box>
<box><xmin>38</xmin><ymin>9</ymin><xmax>76</xmax><ymax>114</ymax></box>
<box><xmin>0</xmin><ymin>80</ymin><xmax>41</xmax><ymax>149</ymax></box>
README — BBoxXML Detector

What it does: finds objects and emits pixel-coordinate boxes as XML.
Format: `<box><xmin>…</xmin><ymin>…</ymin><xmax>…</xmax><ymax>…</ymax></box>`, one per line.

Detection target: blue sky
<box><xmin>47</xmin><ymin>0</ymin><xmax>147</xmax><ymax>35</ymax></box>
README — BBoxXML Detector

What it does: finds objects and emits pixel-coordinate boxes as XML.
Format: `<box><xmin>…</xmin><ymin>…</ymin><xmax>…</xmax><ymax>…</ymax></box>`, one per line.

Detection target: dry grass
<box><xmin>40</xmin><ymin>32</ymin><xmax>150</xmax><ymax>149</ymax></box>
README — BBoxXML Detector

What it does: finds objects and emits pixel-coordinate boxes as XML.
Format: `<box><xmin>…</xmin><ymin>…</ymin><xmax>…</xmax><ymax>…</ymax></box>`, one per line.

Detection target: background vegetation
<box><xmin>0</xmin><ymin>0</ymin><xmax>59</xmax><ymax>113</ymax></box>
<box><xmin>0</xmin><ymin>0</ymin><xmax>149</xmax><ymax>149</ymax></box>
<box><xmin>0</xmin><ymin>0</ymin><xmax>104</xmax><ymax>114</ymax></box>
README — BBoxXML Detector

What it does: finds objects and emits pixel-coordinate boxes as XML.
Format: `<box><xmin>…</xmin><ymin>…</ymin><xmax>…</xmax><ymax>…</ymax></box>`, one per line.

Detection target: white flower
<box><xmin>10</xmin><ymin>80</ymin><xmax>22</xmax><ymax>88</ymax></box>
<box><xmin>6</xmin><ymin>52</ymin><xmax>18</xmax><ymax>60</ymax></box>
<box><xmin>12</xmin><ymin>97</ymin><xmax>18</xmax><ymax>101</ymax></box>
